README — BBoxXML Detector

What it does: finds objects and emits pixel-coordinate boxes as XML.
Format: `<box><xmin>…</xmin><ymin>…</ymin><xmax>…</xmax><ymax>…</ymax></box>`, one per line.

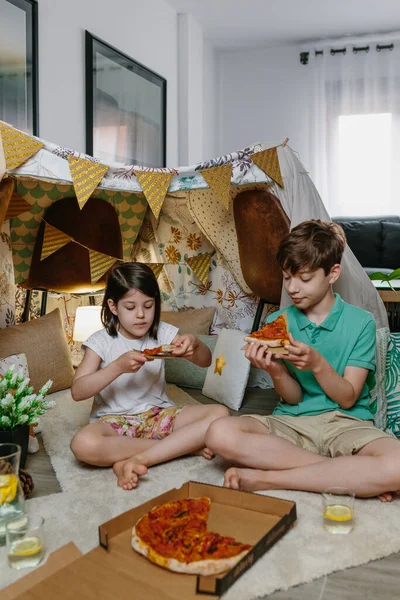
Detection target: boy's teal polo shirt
<box><xmin>268</xmin><ymin>294</ymin><xmax>376</xmax><ymax>420</ymax></box>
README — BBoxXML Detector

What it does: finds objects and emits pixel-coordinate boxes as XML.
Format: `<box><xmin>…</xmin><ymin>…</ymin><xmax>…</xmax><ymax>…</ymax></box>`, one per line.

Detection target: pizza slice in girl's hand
<box><xmin>142</xmin><ymin>344</ymin><xmax>176</xmax><ymax>358</ymax></box>
<box><xmin>243</xmin><ymin>313</ymin><xmax>290</xmax><ymax>355</ymax></box>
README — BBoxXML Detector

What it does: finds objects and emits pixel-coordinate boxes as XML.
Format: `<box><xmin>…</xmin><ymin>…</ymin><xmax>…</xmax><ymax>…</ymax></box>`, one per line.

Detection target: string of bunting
<box><xmin>0</xmin><ymin>123</ymin><xmax>44</xmax><ymax>174</ymax></box>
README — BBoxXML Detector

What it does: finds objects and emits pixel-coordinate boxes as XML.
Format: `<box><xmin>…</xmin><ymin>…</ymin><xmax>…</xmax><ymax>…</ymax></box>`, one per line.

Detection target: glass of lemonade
<box><xmin>0</xmin><ymin>443</ymin><xmax>25</xmax><ymax>545</ymax></box>
<box><xmin>322</xmin><ymin>487</ymin><xmax>355</xmax><ymax>534</ymax></box>
<box><xmin>6</xmin><ymin>514</ymin><xmax>45</xmax><ymax>570</ymax></box>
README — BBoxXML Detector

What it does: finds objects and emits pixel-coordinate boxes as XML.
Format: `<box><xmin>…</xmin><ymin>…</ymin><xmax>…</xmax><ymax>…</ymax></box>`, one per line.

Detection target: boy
<box><xmin>205</xmin><ymin>220</ymin><xmax>400</xmax><ymax>499</ymax></box>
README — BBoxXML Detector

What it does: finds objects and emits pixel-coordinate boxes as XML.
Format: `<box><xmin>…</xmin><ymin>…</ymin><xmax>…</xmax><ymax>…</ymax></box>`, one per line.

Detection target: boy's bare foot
<box><xmin>193</xmin><ymin>447</ymin><xmax>214</xmax><ymax>460</ymax></box>
<box><xmin>113</xmin><ymin>459</ymin><xmax>148</xmax><ymax>490</ymax></box>
<box><xmin>223</xmin><ymin>467</ymin><xmax>272</xmax><ymax>492</ymax></box>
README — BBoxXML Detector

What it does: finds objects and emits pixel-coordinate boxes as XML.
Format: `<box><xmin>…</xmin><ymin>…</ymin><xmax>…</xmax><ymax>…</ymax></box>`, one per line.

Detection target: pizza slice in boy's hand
<box><xmin>243</xmin><ymin>313</ymin><xmax>289</xmax><ymax>355</ymax></box>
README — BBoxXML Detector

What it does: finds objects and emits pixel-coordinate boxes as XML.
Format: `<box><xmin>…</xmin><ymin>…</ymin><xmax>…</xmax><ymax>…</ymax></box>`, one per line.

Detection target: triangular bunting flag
<box><xmin>5</xmin><ymin>193</ymin><xmax>32</xmax><ymax>222</ymax></box>
<box><xmin>135</xmin><ymin>171</ymin><xmax>173</xmax><ymax>219</ymax></box>
<box><xmin>186</xmin><ymin>253</ymin><xmax>212</xmax><ymax>286</ymax></box>
<box><xmin>41</xmin><ymin>223</ymin><xmax>73</xmax><ymax>261</ymax></box>
<box><xmin>250</xmin><ymin>147</ymin><xmax>284</xmax><ymax>188</ymax></box>
<box><xmin>89</xmin><ymin>249</ymin><xmax>118</xmax><ymax>285</ymax></box>
<box><xmin>145</xmin><ymin>263</ymin><xmax>164</xmax><ymax>278</ymax></box>
<box><xmin>0</xmin><ymin>123</ymin><xmax>44</xmax><ymax>172</ymax></box>
<box><xmin>200</xmin><ymin>164</ymin><xmax>232</xmax><ymax>210</ymax></box>
<box><xmin>68</xmin><ymin>155</ymin><xmax>108</xmax><ymax>210</ymax></box>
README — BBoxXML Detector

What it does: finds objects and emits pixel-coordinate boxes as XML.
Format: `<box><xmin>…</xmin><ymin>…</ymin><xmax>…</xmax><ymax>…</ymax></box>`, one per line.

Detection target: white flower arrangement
<box><xmin>0</xmin><ymin>365</ymin><xmax>54</xmax><ymax>430</ymax></box>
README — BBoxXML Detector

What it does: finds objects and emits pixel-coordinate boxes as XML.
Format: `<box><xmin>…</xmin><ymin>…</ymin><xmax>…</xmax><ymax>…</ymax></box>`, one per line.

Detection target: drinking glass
<box><xmin>6</xmin><ymin>514</ymin><xmax>45</xmax><ymax>570</ymax></box>
<box><xmin>322</xmin><ymin>487</ymin><xmax>355</xmax><ymax>534</ymax></box>
<box><xmin>0</xmin><ymin>443</ymin><xmax>25</xmax><ymax>546</ymax></box>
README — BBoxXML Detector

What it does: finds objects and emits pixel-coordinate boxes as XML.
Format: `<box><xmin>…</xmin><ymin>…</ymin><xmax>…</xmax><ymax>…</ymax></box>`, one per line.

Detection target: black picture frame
<box><xmin>0</xmin><ymin>0</ymin><xmax>38</xmax><ymax>135</ymax></box>
<box><xmin>85</xmin><ymin>32</ymin><xmax>167</xmax><ymax>168</ymax></box>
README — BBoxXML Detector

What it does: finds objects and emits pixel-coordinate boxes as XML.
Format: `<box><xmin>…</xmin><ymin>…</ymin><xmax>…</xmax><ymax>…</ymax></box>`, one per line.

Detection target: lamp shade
<box><xmin>73</xmin><ymin>306</ymin><xmax>103</xmax><ymax>342</ymax></box>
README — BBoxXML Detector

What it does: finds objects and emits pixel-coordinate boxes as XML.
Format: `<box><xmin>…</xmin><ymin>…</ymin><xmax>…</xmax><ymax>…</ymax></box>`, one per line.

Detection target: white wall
<box><xmin>36</xmin><ymin>0</ymin><xmax>179</xmax><ymax>165</ymax></box>
<box><xmin>202</xmin><ymin>40</ymin><xmax>219</xmax><ymax>160</ymax></box>
<box><xmin>218</xmin><ymin>44</ymin><xmax>313</xmax><ymax>169</ymax></box>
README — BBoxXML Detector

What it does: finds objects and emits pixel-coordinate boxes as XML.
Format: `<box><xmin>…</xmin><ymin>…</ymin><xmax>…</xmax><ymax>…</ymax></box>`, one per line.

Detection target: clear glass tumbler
<box><xmin>6</xmin><ymin>514</ymin><xmax>45</xmax><ymax>570</ymax></box>
<box><xmin>0</xmin><ymin>443</ymin><xmax>25</xmax><ymax>546</ymax></box>
<box><xmin>322</xmin><ymin>486</ymin><xmax>355</xmax><ymax>534</ymax></box>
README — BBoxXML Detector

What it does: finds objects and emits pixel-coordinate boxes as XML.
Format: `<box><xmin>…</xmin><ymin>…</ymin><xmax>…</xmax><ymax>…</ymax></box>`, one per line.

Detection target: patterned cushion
<box><xmin>385</xmin><ymin>333</ymin><xmax>400</xmax><ymax>437</ymax></box>
<box><xmin>369</xmin><ymin>327</ymin><xmax>390</xmax><ymax>430</ymax></box>
<box><xmin>0</xmin><ymin>221</ymin><xmax>15</xmax><ymax>328</ymax></box>
<box><xmin>164</xmin><ymin>335</ymin><xmax>218</xmax><ymax>389</ymax></box>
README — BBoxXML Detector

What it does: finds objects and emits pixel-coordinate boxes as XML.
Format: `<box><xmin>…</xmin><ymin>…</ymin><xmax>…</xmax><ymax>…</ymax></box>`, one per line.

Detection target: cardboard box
<box><xmin>12</xmin><ymin>482</ymin><xmax>296</xmax><ymax>599</ymax></box>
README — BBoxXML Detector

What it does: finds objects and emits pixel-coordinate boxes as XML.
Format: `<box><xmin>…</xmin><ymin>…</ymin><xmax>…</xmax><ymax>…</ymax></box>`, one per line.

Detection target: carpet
<box><xmin>2</xmin><ymin>387</ymin><xmax>400</xmax><ymax>598</ymax></box>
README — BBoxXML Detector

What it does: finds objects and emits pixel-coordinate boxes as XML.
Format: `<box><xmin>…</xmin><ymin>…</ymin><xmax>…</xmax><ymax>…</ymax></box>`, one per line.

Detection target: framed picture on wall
<box><xmin>85</xmin><ymin>32</ymin><xmax>167</xmax><ymax>168</ymax></box>
<box><xmin>0</xmin><ymin>0</ymin><xmax>38</xmax><ymax>134</ymax></box>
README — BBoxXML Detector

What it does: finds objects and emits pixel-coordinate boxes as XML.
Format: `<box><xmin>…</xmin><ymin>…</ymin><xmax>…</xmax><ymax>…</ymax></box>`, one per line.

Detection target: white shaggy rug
<box><xmin>2</xmin><ymin>387</ymin><xmax>400</xmax><ymax>598</ymax></box>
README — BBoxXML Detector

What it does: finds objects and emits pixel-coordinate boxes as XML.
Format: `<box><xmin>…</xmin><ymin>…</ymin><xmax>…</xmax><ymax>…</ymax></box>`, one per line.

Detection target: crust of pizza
<box><xmin>142</xmin><ymin>344</ymin><xmax>176</xmax><ymax>357</ymax></box>
<box><xmin>131</xmin><ymin>527</ymin><xmax>250</xmax><ymax>575</ymax></box>
<box><xmin>244</xmin><ymin>313</ymin><xmax>289</xmax><ymax>350</ymax></box>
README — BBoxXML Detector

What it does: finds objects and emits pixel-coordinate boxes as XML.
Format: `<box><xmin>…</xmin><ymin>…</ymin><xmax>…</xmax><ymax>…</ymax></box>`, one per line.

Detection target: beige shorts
<box><xmin>247</xmin><ymin>411</ymin><xmax>394</xmax><ymax>457</ymax></box>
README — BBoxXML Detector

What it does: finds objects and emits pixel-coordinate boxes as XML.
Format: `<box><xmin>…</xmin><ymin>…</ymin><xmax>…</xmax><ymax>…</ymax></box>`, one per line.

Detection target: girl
<box><xmin>70</xmin><ymin>262</ymin><xmax>228</xmax><ymax>490</ymax></box>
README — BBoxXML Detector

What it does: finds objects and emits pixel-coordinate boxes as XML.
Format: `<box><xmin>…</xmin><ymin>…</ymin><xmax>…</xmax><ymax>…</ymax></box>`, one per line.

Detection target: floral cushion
<box><xmin>385</xmin><ymin>333</ymin><xmax>400</xmax><ymax>437</ymax></box>
<box><xmin>0</xmin><ymin>221</ymin><xmax>15</xmax><ymax>328</ymax></box>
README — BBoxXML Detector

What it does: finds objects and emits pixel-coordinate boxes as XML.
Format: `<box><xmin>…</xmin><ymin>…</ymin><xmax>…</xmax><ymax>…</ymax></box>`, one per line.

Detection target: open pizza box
<box><xmin>5</xmin><ymin>482</ymin><xmax>296</xmax><ymax>599</ymax></box>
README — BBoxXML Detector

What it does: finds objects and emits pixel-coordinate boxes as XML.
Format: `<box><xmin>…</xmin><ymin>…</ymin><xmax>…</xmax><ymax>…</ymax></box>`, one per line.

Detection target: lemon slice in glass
<box><xmin>9</xmin><ymin>536</ymin><xmax>43</xmax><ymax>557</ymax></box>
<box><xmin>0</xmin><ymin>474</ymin><xmax>18</xmax><ymax>504</ymax></box>
<box><xmin>324</xmin><ymin>504</ymin><xmax>353</xmax><ymax>522</ymax></box>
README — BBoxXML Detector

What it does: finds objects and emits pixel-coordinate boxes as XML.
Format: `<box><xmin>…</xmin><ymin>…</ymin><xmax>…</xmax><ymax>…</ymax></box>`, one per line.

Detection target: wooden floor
<box><xmin>25</xmin><ymin>392</ymin><xmax>400</xmax><ymax>599</ymax></box>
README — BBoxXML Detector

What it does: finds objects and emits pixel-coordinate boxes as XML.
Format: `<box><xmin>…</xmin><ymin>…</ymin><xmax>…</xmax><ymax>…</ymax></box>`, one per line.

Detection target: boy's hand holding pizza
<box><xmin>244</xmin><ymin>342</ymin><xmax>289</xmax><ymax>377</ymax></box>
<box><xmin>283</xmin><ymin>333</ymin><xmax>323</xmax><ymax>372</ymax></box>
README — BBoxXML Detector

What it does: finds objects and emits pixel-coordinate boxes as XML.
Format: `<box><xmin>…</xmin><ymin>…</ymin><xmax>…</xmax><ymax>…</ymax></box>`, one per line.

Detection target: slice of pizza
<box><xmin>132</xmin><ymin>497</ymin><xmax>252</xmax><ymax>576</ymax></box>
<box><xmin>243</xmin><ymin>313</ymin><xmax>290</xmax><ymax>354</ymax></box>
<box><xmin>142</xmin><ymin>344</ymin><xmax>176</xmax><ymax>358</ymax></box>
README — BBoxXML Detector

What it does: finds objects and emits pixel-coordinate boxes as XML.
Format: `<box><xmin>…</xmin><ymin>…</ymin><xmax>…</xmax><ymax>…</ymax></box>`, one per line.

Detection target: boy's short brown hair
<box><xmin>276</xmin><ymin>220</ymin><xmax>346</xmax><ymax>275</ymax></box>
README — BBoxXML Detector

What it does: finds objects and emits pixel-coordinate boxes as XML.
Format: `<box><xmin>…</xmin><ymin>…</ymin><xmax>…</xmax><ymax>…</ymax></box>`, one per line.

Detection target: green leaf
<box><xmin>368</xmin><ymin>272</ymin><xmax>390</xmax><ymax>281</ymax></box>
<box><xmin>386</xmin><ymin>268</ymin><xmax>400</xmax><ymax>281</ymax></box>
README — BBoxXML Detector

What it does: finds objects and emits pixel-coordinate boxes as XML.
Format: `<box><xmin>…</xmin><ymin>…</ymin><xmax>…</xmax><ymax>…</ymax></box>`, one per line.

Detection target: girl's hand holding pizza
<box><xmin>115</xmin><ymin>350</ymin><xmax>149</xmax><ymax>374</ymax></box>
<box><xmin>171</xmin><ymin>334</ymin><xmax>196</xmax><ymax>359</ymax></box>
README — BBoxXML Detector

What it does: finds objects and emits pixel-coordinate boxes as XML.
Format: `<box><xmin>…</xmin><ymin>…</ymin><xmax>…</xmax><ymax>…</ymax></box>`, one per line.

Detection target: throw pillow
<box><xmin>247</xmin><ymin>366</ymin><xmax>273</xmax><ymax>389</ymax></box>
<box><xmin>202</xmin><ymin>329</ymin><xmax>251</xmax><ymax>411</ymax></box>
<box><xmin>0</xmin><ymin>308</ymin><xmax>74</xmax><ymax>393</ymax></box>
<box><xmin>385</xmin><ymin>333</ymin><xmax>400</xmax><ymax>437</ymax></box>
<box><xmin>165</xmin><ymin>335</ymin><xmax>218</xmax><ymax>389</ymax></box>
<box><xmin>0</xmin><ymin>353</ymin><xmax>29</xmax><ymax>379</ymax></box>
<box><xmin>161</xmin><ymin>307</ymin><xmax>216</xmax><ymax>335</ymax></box>
<box><xmin>369</xmin><ymin>327</ymin><xmax>390</xmax><ymax>431</ymax></box>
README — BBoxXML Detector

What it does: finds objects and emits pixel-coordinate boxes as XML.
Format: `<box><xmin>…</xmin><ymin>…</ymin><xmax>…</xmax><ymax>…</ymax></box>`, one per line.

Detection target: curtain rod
<box><xmin>300</xmin><ymin>43</ymin><xmax>394</xmax><ymax>65</ymax></box>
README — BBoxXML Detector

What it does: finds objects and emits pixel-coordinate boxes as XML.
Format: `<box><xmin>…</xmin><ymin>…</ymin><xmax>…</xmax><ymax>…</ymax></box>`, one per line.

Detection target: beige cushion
<box><xmin>160</xmin><ymin>307</ymin><xmax>216</xmax><ymax>335</ymax></box>
<box><xmin>0</xmin><ymin>309</ymin><xmax>74</xmax><ymax>393</ymax></box>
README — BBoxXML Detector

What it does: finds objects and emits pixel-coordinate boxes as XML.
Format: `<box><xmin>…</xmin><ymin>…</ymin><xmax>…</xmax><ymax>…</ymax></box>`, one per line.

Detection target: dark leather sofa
<box><xmin>333</xmin><ymin>216</ymin><xmax>400</xmax><ymax>275</ymax></box>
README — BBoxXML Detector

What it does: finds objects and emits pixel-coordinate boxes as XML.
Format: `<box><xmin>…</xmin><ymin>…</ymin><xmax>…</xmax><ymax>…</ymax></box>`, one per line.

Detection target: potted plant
<box><xmin>0</xmin><ymin>366</ymin><xmax>54</xmax><ymax>467</ymax></box>
<box><xmin>369</xmin><ymin>268</ymin><xmax>400</xmax><ymax>299</ymax></box>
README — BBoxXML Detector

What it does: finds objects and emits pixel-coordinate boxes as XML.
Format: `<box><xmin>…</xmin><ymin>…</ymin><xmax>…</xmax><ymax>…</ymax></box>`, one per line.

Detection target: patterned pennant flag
<box><xmin>250</xmin><ymin>147</ymin><xmax>284</xmax><ymax>188</ymax></box>
<box><xmin>200</xmin><ymin>164</ymin><xmax>232</xmax><ymax>210</ymax></box>
<box><xmin>186</xmin><ymin>252</ymin><xmax>212</xmax><ymax>285</ymax></box>
<box><xmin>41</xmin><ymin>223</ymin><xmax>73</xmax><ymax>261</ymax></box>
<box><xmin>0</xmin><ymin>178</ymin><xmax>14</xmax><ymax>226</ymax></box>
<box><xmin>5</xmin><ymin>194</ymin><xmax>32</xmax><ymax>222</ymax></box>
<box><xmin>67</xmin><ymin>155</ymin><xmax>108</xmax><ymax>210</ymax></box>
<box><xmin>135</xmin><ymin>171</ymin><xmax>173</xmax><ymax>219</ymax></box>
<box><xmin>0</xmin><ymin>123</ymin><xmax>44</xmax><ymax>172</ymax></box>
<box><xmin>145</xmin><ymin>263</ymin><xmax>164</xmax><ymax>278</ymax></box>
<box><xmin>89</xmin><ymin>249</ymin><xmax>118</xmax><ymax>285</ymax></box>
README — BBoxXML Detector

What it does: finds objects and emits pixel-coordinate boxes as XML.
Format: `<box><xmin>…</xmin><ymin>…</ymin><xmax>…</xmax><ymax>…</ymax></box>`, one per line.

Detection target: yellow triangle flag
<box><xmin>200</xmin><ymin>164</ymin><xmax>232</xmax><ymax>210</ymax></box>
<box><xmin>250</xmin><ymin>147</ymin><xmax>284</xmax><ymax>188</ymax></box>
<box><xmin>186</xmin><ymin>253</ymin><xmax>212</xmax><ymax>286</ymax></box>
<box><xmin>41</xmin><ymin>223</ymin><xmax>73</xmax><ymax>261</ymax></box>
<box><xmin>0</xmin><ymin>123</ymin><xmax>44</xmax><ymax>172</ymax></box>
<box><xmin>135</xmin><ymin>171</ymin><xmax>173</xmax><ymax>219</ymax></box>
<box><xmin>68</xmin><ymin>155</ymin><xmax>108</xmax><ymax>210</ymax></box>
<box><xmin>145</xmin><ymin>263</ymin><xmax>164</xmax><ymax>278</ymax></box>
<box><xmin>89</xmin><ymin>249</ymin><xmax>118</xmax><ymax>285</ymax></box>
<box><xmin>5</xmin><ymin>194</ymin><xmax>32</xmax><ymax>222</ymax></box>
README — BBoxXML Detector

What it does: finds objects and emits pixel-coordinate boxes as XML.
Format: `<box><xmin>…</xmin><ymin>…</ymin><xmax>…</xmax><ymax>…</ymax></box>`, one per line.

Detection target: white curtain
<box><xmin>308</xmin><ymin>36</ymin><xmax>400</xmax><ymax>218</ymax></box>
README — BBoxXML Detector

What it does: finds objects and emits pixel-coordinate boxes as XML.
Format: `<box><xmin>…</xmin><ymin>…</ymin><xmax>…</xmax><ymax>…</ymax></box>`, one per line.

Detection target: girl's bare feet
<box><xmin>378</xmin><ymin>490</ymin><xmax>400</xmax><ymax>502</ymax></box>
<box><xmin>193</xmin><ymin>447</ymin><xmax>214</xmax><ymax>460</ymax></box>
<box><xmin>113</xmin><ymin>459</ymin><xmax>148</xmax><ymax>490</ymax></box>
<box><xmin>223</xmin><ymin>467</ymin><xmax>273</xmax><ymax>492</ymax></box>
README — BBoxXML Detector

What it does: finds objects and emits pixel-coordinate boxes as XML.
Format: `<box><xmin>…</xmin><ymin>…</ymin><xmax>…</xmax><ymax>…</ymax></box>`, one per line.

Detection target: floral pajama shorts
<box><xmin>99</xmin><ymin>406</ymin><xmax>183</xmax><ymax>440</ymax></box>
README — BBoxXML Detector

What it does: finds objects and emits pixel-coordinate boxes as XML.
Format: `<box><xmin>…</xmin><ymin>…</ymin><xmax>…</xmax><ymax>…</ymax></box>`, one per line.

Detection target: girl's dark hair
<box><xmin>101</xmin><ymin>262</ymin><xmax>161</xmax><ymax>338</ymax></box>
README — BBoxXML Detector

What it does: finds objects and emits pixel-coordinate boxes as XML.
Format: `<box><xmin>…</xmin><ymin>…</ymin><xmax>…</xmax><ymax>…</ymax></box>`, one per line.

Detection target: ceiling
<box><xmin>166</xmin><ymin>0</ymin><xmax>400</xmax><ymax>48</ymax></box>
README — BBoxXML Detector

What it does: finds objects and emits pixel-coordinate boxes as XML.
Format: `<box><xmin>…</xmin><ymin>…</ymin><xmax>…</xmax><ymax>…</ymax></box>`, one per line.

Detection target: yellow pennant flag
<box><xmin>0</xmin><ymin>123</ymin><xmax>44</xmax><ymax>172</ymax></box>
<box><xmin>89</xmin><ymin>249</ymin><xmax>118</xmax><ymax>285</ymax></box>
<box><xmin>200</xmin><ymin>164</ymin><xmax>232</xmax><ymax>210</ymax></box>
<box><xmin>135</xmin><ymin>171</ymin><xmax>173</xmax><ymax>219</ymax></box>
<box><xmin>250</xmin><ymin>147</ymin><xmax>284</xmax><ymax>188</ymax></box>
<box><xmin>186</xmin><ymin>252</ymin><xmax>212</xmax><ymax>286</ymax></box>
<box><xmin>68</xmin><ymin>155</ymin><xmax>108</xmax><ymax>210</ymax></box>
<box><xmin>41</xmin><ymin>223</ymin><xmax>73</xmax><ymax>261</ymax></box>
<box><xmin>145</xmin><ymin>263</ymin><xmax>164</xmax><ymax>278</ymax></box>
<box><xmin>5</xmin><ymin>194</ymin><xmax>32</xmax><ymax>222</ymax></box>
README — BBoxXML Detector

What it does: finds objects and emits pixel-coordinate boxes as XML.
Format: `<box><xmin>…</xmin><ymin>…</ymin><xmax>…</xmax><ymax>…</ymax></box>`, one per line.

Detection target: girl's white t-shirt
<box><xmin>83</xmin><ymin>321</ymin><xmax>179</xmax><ymax>421</ymax></box>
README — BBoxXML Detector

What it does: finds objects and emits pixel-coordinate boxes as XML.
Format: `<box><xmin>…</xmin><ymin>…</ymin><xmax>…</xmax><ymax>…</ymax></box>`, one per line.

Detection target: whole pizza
<box><xmin>132</xmin><ymin>497</ymin><xmax>252</xmax><ymax>575</ymax></box>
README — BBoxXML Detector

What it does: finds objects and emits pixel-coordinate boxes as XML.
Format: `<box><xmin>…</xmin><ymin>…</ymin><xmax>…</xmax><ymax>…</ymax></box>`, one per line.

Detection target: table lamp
<box><xmin>73</xmin><ymin>306</ymin><xmax>103</xmax><ymax>342</ymax></box>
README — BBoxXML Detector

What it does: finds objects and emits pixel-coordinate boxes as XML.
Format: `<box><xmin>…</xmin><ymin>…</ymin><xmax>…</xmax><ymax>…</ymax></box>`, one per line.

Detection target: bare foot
<box><xmin>378</xmin><ymin>490</ymin><xmax>400</xmax><ymax>503</ymax></box>
<box><xmin>113</xmin><ymin>459</ymin><xmax>148</xmax><ymax>490</ymax></box>
<box><xmin>193</xmin><ymin>447</ymin><xmax>214</xmax><ymax>460</ymax></box>
<box><xmin>223</xmin><ymin>467</ymin><xmax>272</xmax><ymax>492</ymax></box>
